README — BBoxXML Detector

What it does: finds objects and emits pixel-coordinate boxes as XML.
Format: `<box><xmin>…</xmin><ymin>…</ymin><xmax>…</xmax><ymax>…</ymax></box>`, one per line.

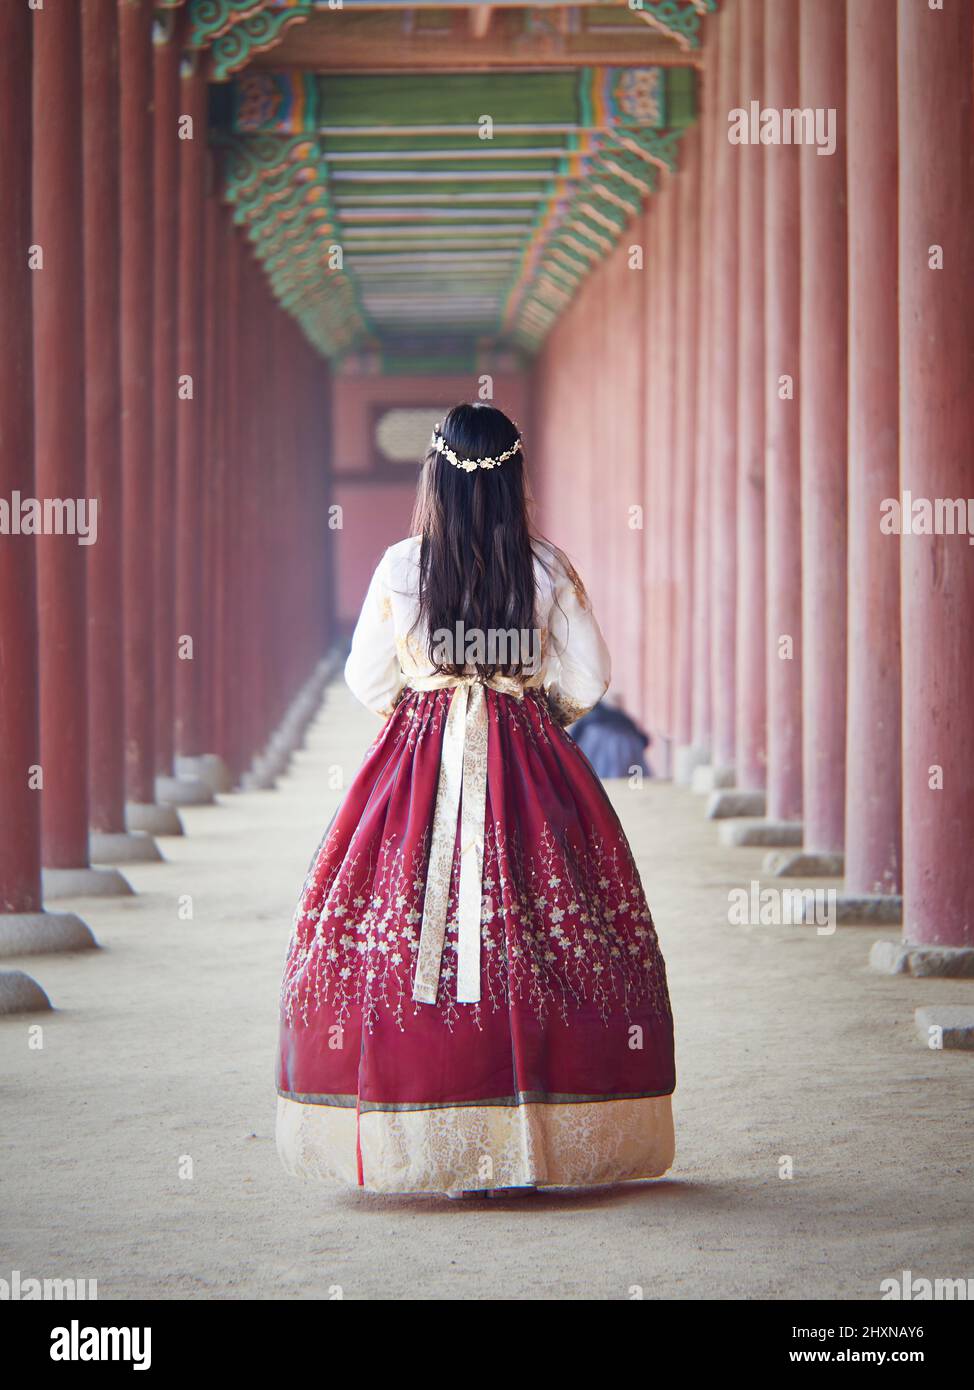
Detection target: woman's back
<box><xmin>345</xmin><ymin>531</ymin><xmax>611</xmax><ymax>725</ymax></box>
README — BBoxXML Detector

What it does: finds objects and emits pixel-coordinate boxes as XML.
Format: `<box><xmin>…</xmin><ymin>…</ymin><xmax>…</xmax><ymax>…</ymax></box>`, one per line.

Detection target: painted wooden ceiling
<box><xmin>197</xmin><ymin>1</ymin><xmax>716</xmax><ymax>369</ymax></box>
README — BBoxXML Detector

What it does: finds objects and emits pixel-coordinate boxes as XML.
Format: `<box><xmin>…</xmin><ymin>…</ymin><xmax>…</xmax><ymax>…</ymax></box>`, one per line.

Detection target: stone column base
<box><xmin>0</xmin><ymin>911</ymin><xmax>98</xmax><ymax>958</ymax></box>
<box><xmin>89</xmin><ymin>830</ymin><xmax>163</xmax><ymax>865</ymax></box>
<box><xmin>0</xmin><ymin>970</ymin><xmax>52</xmax><ymax>1014</ymax></box>
<box><xmin>691</xmin><ymin>764</ymin><xmax>735</xmax><ymax>794</ymax></box>
<box><xmin>830</xmin><ymin>894</ymin><xmax>902</xmax><ymax>926</ymax></box>
<box><xmin>126</xmin><ymin>801</ymin><xmax>184</xmax><ymax>837</ymax></box>
<box><xmin>155</xmin><ymin>773</ymin><xmax>215</xmax><ymax>808</ymax></box>
<box><xmin>174</xmin><ymin>753</ymin><xmax>233</xmax><ymax>795</ymax></box>
<box><xmin>706</xmin><ymin>789</ymin><xmax>767</xmax><ymax>820</ymax></box>
<box><xmin>791</xmin><ymin>893</ymin><xmax>902</xmax><ymax>927</ymax></box>
<box><xmin>718</xmin><ymin>819</ymin><xmax>804</xmax><ymax>848</ymax></box>
<box><xmin>648</xmin><ymin>735</ymin><xmax>673</xmax><ymax>781</ymax></box>
<box><xmin>240</xmin><ymin>754</ymin><xmax>280</xmax><ymax>792</ymax></box>
<box><xmin>870</xmin><ymin>940</ymin><xmax>974</xmax><ymax>978</ymax></box>
<box><xmin>672</xmin><ymin>744</ymin><xmax>711</xmax><ymax>786</ymax></box>
<box><xmin>268</xmin><ymin>716</ymin><xmax>307</xmax><ymax>760</ymax></box>
<box><xmin>915</xmin><ymin>1006</ymin><xmax>974</xmax><ymax>1051</ymax></box>
<box><xmin>264</xmin><ymin>743</ymin><xmax>293</xmax><ymax>776</ymax></box>
<box><xmin>763</xmin><ymin>849</ymin><xmax>844</xmax><ymax>878</ymax></box>
<box><xmin>240</xmin><ymin>655</ymin><xmax>337</xmax><ymax>793</ymax></box>
<box><xmin>42</xmin><ymin>866</ymin><xmax>133</xmax><ymax>900</ymax></box>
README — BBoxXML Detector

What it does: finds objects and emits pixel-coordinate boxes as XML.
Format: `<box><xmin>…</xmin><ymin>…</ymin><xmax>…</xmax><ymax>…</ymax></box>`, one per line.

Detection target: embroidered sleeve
<box><xmin>545</xmin><ymin>561</ymin><xmax>611</xmax><ymax>725</ymax></box>
<box><xmin>344</xmin><ymin>550</ymin><xmax>405</xmax><ymax>717</ymax></box>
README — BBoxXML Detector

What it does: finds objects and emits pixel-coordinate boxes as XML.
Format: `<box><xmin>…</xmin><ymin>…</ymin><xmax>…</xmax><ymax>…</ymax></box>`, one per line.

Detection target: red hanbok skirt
<box><xmin>276</xmin><ymin>686</ymin><xmax>676</xmax><ymax>1193</ymax></box>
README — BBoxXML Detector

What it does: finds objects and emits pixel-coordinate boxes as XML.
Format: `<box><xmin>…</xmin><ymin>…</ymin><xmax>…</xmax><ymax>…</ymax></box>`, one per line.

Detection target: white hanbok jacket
<box><xmin>344</xmin><ymin>535</ymin><xmax>611</xmax><ymax>724</ymax></box>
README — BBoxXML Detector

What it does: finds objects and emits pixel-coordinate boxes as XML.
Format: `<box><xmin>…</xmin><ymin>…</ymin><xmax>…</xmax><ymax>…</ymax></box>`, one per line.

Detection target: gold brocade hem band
<box><xmin>276</xmin><ymin>1092</ymin><xmax>676</xmax><ymax>1194</ymax></box>
<box><xmin>278</xmin><ymin>1087</ymin><xmax>674</xmax><ymax>1111</ymax></box>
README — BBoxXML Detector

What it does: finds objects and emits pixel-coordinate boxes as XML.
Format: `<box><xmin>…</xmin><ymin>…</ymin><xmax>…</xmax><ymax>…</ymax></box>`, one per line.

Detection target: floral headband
<box><xmin>431</xmin><ymin>424</ymin><xmax>523</xmax><ymax>472</ymax></box>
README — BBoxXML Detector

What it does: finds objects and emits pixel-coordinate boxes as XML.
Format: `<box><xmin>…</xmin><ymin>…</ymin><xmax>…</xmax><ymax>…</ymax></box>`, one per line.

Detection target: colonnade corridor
<box><xmin>1</xmin><ymin>679</ymin><xmax>970</xmax><ymax>1300</ymax></box>
<box><xmin>1</xmin><ymin>0</ymin><xmax>972</xmax><ymax>1322</ymax></box>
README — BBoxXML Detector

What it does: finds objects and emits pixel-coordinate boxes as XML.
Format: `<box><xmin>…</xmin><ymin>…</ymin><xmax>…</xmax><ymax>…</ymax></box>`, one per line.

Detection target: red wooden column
<box><xmin>655</xmin><ymin>175</ymin><xmax>678</xmax><ymax>776</ymax></box>
<box><xmin>610</xmin><ymin>238</ymin><xmax>644</xmax><ymax>718</ymax></box>
<box><xmin>168</xmin><ymin>59</ymin><xmax>218</xmax><ymax>802</ymax></box>
<box><xmin>302</xmin><ymin>336</ymin><xmax>326</xmax><ymax>673</ymax></box>
<box><xmin>0</xmin><ymin>2</ymin><xmax>40</xmax><ymax>922</ymax></box>
<box><xmin>293</xmin><ymin>329</ymin><xmax>314</xmax><ymax>692</ymax></box>
<box><xmin>118</xmin><ymin>0</ymin><xmax>178</xmax><ymax>837</ymax></box>
<box><xmin>269</xmin><ymin>311</ymin><xmax>295</xmax><ymax>740</ymax></box>
<box><xmin>631</xmin><ymin>235</ymin><xmax>648</xmax><ymax>724</ymax></box>
<box><xmin>690</xmin><ymin>27</ymin><xmax>717</xmax><ymax>772</ymax></box>
<box><xmin>709</xmin><ymin>0</ymin><xmax>741</xmax><ymax>782</ymax></box>
<box><xmin>892</xmin><ymin>0</ymin><xmax>974</xmax><ymax>957</ymax></box>
<box><xmin>197</xmin><ymin>189</ymin><xmax>233</xmax><ymax>791</ymax></box>
<box><xmin>253</xmin><ymin>280</ymin><xmax>275</xmax><ymax>760</ymax></box>
<box><xmin>793</xmin><ymin>0</ymin><xmax>848</xmax><ymax>870</ymax></box>
<box><xmin>34</xmin><ymin>0</ymin><xmax>128</xmax><ymax>899</ymax></box>
<box><xmin>212</xmin><ymin>208</ymin><xmax>240</xmax><ymax>779</ymax></box>
<box><xmin>269</xmin><ymin>301</ymin><xmax>288</xmax><ymax>729</ymax></box>
<box><xmin>601</xmin><ymin>242</ymin><xmax>630</xmax><ymax>717</ymax></box>
<box><xmin>151</xmin><ymin>10</ymin><xmax>181</xmax><ymax>794</ymax></box>
<box><xmin>220</xmin><ymin>227</ymin><xmax>247</xmax><ymax>782</ymax></box>
<box><xmin>844</xmin><ymin>0</ymin><xmax>901</xmax><ymax>903</ymax></box>
<box><xmin>236</xmin><ymin>256</ymin><xmax>256</xmax><ymax>781</ymax></box>
<box><xmin>259</xmin><ymin>294</ymin><xmax>283</xmax><ymax>760</ymax></box>
<box><xmin>316</xmin><ymin>354</ymin><xmax>332</xmax><ymax>659</ymax></box>
<box><xmin>671</xmin><ymin>125</ymin><xmax>701</xmax><ymax>781</ymax></box>
<box><xmin>81</xmin><ymin>0</ymin><xmax>121</xmax><ymax>842</ymax></box>
<box><xmin>733</xmin><ymin>0</ymin><xmax>767</xmax><ymax>797</ymax></box>
<box><xmin>288</xmin><ymin>332</ymin><xmax>308</xmax><ymax>699</ymax></box>
<box><xmin>641</xmin><ymin>202</ymin><xmax>661</xmax><ymax>747</ymax></box>
<box><xmin>279</xmin><ymin>322</ymin><xmax>299</xmax><ymax>720</ymax></box>
<box><xmin>308</xmin><ymin>346</ymin><xmax>331</xmax><ymax>664</ymax></box>
<box><xmin>82</xmin><ymin>0</ymin><xmax>159</xmax><ymax>866</ymax></box>
<box><xmin>220</xmin><ymin>237</ymin><xmax>243</xmax><ymax>778</ymax></box>
<box><xmin>239</xmin><ymin>258</ymin><xmax>272</xmax><ymax>786</ymax></box>
<box><xmin>0</xmin><ymin>2</ymin><xmax>93</xmax><ymax>978</ymax></box>
<box><xmin>582</xmin><ymin>277</ymin><xmax>601</xmax><ymax>597</ymax></box>
<box><xmin>762</xmin><ymin>0</ymin><xmax>803</xmax><ymax>827</ymax></box>
<box><xmin>584</xmin><ymin>268</ymin><xmax>607</xmax><ymax>656</ymax></box>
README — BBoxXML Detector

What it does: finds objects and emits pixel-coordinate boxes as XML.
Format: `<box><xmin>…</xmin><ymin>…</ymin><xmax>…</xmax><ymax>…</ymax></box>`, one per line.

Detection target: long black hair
<box><xmin>410</xmin><ymin>402</ymin><xmax>562</xmax><ymax>680</ymax></box>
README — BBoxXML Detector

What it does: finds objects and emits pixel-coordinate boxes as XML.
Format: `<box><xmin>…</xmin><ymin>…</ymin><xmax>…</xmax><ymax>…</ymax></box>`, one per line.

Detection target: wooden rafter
<box><xmin>202</xmin><ymin>5</ymin><xmax>717</xmax><ymax>361</ymax></box>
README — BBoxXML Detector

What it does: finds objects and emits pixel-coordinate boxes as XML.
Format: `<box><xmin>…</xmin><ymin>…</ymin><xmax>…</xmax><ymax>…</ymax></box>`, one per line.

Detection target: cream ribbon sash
<box><xmin>408</xmin><ymin>672</ymin><xmax>526</xmax><ymax>1005</ymax></box>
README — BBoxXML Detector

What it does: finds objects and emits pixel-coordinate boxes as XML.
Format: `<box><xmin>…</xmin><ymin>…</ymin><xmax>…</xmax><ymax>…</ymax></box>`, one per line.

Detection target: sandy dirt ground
<box><xmin>2</xmin><ymin>682</ymin><xmax>972</xmax><ymax>1301</ymax></box>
